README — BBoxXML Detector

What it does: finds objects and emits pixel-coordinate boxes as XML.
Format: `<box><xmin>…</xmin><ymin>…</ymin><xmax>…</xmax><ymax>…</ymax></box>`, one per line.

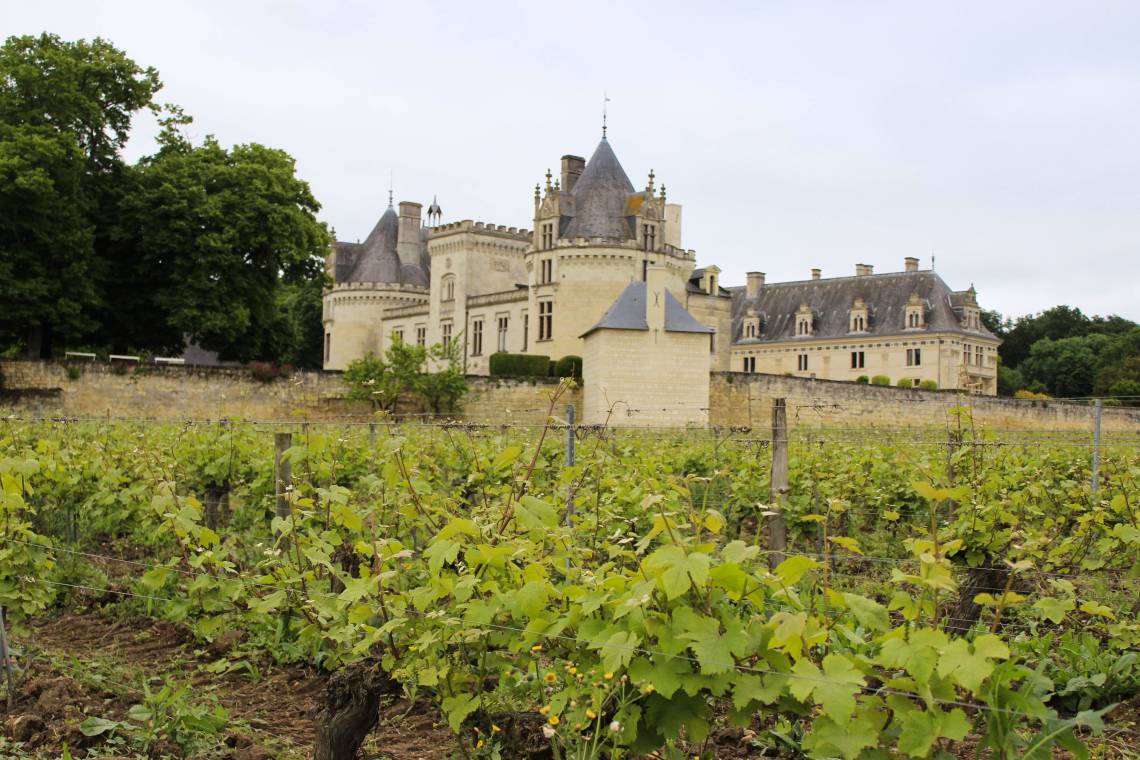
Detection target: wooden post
<box><xmin>1092</xmin><ymin>399</ymin><xmax>1102</xmax><ymax>500</ymax></box>
<box><xmin>369</xmin><ymin>422</ymin><xmax>377</xmax><ymax>449</ymax></box>
<box><xmin>0</xmin><ymin>606</ymin><xmax>13</xmax><ymax>710</ymax></box>
<box><xmin>275</xmin><ymin>432</ymin><xmax>293</xmax><ymax>520</ymax></box>
<box><xmin>769</xmin><ymin>398</ymin><xmax>789</xmax><ymax>568</ymax></box>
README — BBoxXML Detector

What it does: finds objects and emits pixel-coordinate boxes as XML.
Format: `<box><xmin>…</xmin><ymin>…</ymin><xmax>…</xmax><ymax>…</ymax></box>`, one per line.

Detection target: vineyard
<box><xmin>1</xmin><ymin>389</ymin><xmax>1139</xmax><ymax>759</ymax></box>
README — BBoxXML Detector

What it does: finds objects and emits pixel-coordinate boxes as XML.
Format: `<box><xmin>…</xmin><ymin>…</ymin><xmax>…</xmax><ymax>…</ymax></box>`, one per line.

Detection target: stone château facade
<box><xmin>321</xmin><ymin>131</ymin><xmax>1000</xmax><ymax>417</ymax></box>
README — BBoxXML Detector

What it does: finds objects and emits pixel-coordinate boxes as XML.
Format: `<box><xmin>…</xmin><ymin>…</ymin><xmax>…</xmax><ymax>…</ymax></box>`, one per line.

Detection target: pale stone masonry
<box><xmin>321</xmin><ymin>129</ymin><xmax>1001</xmax><ymax>424</ymax></box>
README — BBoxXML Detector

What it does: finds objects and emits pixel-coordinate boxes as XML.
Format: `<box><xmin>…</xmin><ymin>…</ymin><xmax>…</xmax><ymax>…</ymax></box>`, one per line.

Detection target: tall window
<box><xmin>797</xmin><ymin>354</ymin><xmax>808</xmax><ymax>371</ymax></box>
<box><xmin>471</xmin><ymin>319</ymin><xmax>483</xmax><ymax>356</ymax></box>
<box><xmin>391</xmin><ymin>328</ymin><xmax>403</xmax><ymax>343</ymax></box>
<box><xmin>324</xmin><ymin>333</ymin><xmax>331</xmax><ymax>364</ymax></box>
<box><xmin>851</xmin><ymin>314</ymin><xmax>865</xmax><ymax>331</ymax></box>
<box><xmin>851</xmin><ymin>351</ymin><xmax>864</xmax><ymax>369</ymax></box>
<box><xmin>415</xmin><ymin>325</ymin><xmax>426</xmax><ymax>346</ymax></box>
<box><xmin>797</xmin><ymin>318</ymin><xmax>811</xmax><ymax>336</ymax></box>
<box><xmin>642</xmin><ymin>223</ymin><xmax>656</xmax><ymax>251</ymax></box>
<box><xmin>441</xmin><ymin>321</ymin><xmax>452</xmax><ymax>349</ymax></box>
<box><xmin>522</xmin><ymin>312</ymin><xmax>529</xmax><ymax>350</ymax></box>
<box><xmin>743</xmin><ymin>356</ymin><xmax>756</xmax><ymax>373</ymax></box>
<box><xmin>540</xmin><ymin>258</ymin><xmax>553</xmax><ymax>284</ymax></box>
<box><xmin>538</xmin><ymin>300</ymin><xmax>553</xmax><ymax>341</ymax></box>
<box><xmin>497</xmin><ymin>315</ymin><xmax>509</xmax><ymax>352</ymax></box>
<box><xmin>963</xmin><ymin>344</ymin><xmax>971</xmax><ymax>365</ymax></box>
<box><xmin>541</xmin><ymin>223</ymin><xmax>554</xmax><ymax>250</ymax></box>
<box><xmin>975</xmin><ymin>346</ymin><xmax>984</xmax><ymax>366</ymax></box>
<box><xmin>907</xmin><ymin>348</ymin><xmax>922</xmax><ymax>366</ymax></box>
<box><xmin>442</xmin><ymin>274</ymin><xmax>456</xmax><ymax>302</ymax></box>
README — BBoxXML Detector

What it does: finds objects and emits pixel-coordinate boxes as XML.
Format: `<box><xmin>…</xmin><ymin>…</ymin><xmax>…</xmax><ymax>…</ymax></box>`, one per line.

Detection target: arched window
<box><xmin>441</xmin><ymin>274</ymin><xmax>456</xmax><ymax>302</ymax></box>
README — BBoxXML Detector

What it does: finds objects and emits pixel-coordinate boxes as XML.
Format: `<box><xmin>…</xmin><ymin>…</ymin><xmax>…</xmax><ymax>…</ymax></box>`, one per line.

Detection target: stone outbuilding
<box><xmin>581</xmin><ymin>265</ymin><xmax>713</xmax><ymax>427</ymax></box>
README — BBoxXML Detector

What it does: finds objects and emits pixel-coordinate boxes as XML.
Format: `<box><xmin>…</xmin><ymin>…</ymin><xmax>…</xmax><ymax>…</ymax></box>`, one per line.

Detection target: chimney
<box><xmin>904</xmin><ymin>256</ymin><xmax>919</xmax><ymax>273</ymax></box>
<box><xmin>811</xmin><ymin>268</ymin><xmax>821</xmax><ymax>280</ymax></box>
<box><xmin>561</xmin><ymin>155</ymin><xmax>585</xmax><ymax>193</ymax></box>
<box><xmin>855</xmin><ymin>263</ymin><xmax>873</xmax><ymax>276</ymax></box>
<box><xmin>645</xmin><ymin>264</ymin><xmax>667</xmax><ymax>333</ymax></box>
<box><xmin>746</xmin><ymin>271</ymin><xmax>765</xmax><ymax>298</ymax></box>
<box><xmin>396</xmin><ymin>201</ymin><xmax>423</xmax><ymax>268</ymax></box>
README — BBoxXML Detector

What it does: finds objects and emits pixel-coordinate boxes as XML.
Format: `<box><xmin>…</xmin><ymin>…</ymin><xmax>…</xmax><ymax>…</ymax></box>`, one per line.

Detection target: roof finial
<box><xmin>388</xmin><ymin>170</ymin><xmax>394</xmax><ymax>207</ymax></box>
<box><xmin>602</xmin><ymin>91</ymin><xmax>610</xmax><ymax>138</ymax></box>
<box><xmin>647</xmin><ymin>169</ymin><xmax>655</xmax><ymax>193</ymax></box>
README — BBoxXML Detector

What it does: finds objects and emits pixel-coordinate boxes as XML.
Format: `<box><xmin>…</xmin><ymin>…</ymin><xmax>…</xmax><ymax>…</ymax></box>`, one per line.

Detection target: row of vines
<box><xmin>1</xmin><ymin>397</ymin><xmax>1138</xmax><ymax>758</ymax></box>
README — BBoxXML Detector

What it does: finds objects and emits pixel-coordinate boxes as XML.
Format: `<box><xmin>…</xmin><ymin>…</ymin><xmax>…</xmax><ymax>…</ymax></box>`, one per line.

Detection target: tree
<box><xmin>421</xmin><ymin>340</ymin><xmax>468</xmax><ymax>415</ymax></box>
<box><xmin>0</xmin><ymin>33</ymin><xmax>160</xmax><ymax>356</ymax></box>
<box><xmin>1019</xmin><ymin>334</ymin><xmax>1113</xmax><ymax>399</ymax></box>
<box><xmin>119</xmin><ymin>134</ymin><xmax>329</xmax><ymax>360</ymax></box>
<box><xmin>343</xmin><ymin>337</ymin><xmax>468</xmax><ymax>415</ymax></box>
<box><xmin>275</xmin><ymin>275</ymin><xmax>330</xmax><ymax>369</ymax></box>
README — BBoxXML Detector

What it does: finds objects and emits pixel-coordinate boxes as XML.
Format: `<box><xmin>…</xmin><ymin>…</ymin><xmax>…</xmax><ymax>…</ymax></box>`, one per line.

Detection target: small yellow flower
<box><xmin>531</xmin><ymin>644</ymin><xmax>543</xmax><ymax>652</ymax></box>
<box><xmin>476</xmin><ymin>739</ymin><xmax>484</xmax><ymax>748</ymax></box>
<box><xmin>548</xmin><ymin>715</ymin><xmax>560</xmax><ymax>726</ymax></box>
<box><xmin>604</xmin><ymin>671</ymin><xmax>614</xmax><ymax>680</ymax></box>
<box><xmin>539</xmin><ymin>705</ymin><xmax>551</xmax><ymax>715</ymax></box>
<box><xmin>586</xmin><ymin>708</ymin><xmax>598</xmax><ymax>720</ymax></box>
<box><xmin>408</xmin><ymin>645</ymin><xmax>417</xmax><ymax>651</ymax></box>
<box><xmin>491</xmin><ymin>724</ymin><xmax>501</xmax><ymax>734</ymax></box>
<box><xmin>568</xmin><ymin>666</ymin><xmax>578</xmax><ymax>675</ymax></box>
<box><xmin>544</xmin><ymin>672</ymin><xmax>557</xmax><ymax>684</ymax></box>
<box><xmin>643</xmin><ymin>684</ymin><xmax>656</xmax><ymax>694</ymax></box>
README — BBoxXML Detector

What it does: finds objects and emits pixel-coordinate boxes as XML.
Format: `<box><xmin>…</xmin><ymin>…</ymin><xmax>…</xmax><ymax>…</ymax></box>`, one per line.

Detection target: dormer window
<box><xmin>904</xmin><ymin>292</ymin><xmax>925</xmax><ymax>329</ymax></box>
<box><xmin>742</xmin><ymin>309</ymin><xmax>761</xmax><ymax>339</ymax></box>
<box><xmin>849</xmin><ymin>297</ymin><xmax>869</xmax><ymax>333</ymax></box>
<box><xmin>795</xmin><ymin>303</ymin><xmax>814</xmax><ymax>336</ymax></box>
<box><xmin>642</xmin><ymin>223</ymin><xmax>657</xmax><ymax>251</ymax></box>
<box><xmin>541</xmin><ymin>223</ymin><xmax>555</xmax><ymax>250</ymax></box>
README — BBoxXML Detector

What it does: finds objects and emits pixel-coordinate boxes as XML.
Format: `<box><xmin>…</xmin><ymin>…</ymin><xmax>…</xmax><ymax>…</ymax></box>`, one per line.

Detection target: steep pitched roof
<box><xmin>582</xmin><ymin>281</ymin><xmax>714</xmax><ymax>337</ymax></box>
<box><xmin>562</xmin><ymin>138</ymin><xmax>636</xmax><ymax>240</ymax></box>
<box><xmin>730</xmin><ymin>270</ymin><xmax>998</xmax><ymax>343</ymax></box>
<box><xmin>336</xmin><ymin>204</ymin><xmax>430</xmax><ymax>286</ymax></box>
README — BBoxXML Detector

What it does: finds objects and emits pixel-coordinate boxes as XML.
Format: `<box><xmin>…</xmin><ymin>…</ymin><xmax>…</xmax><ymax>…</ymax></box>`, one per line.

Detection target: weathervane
<box><xmin>602</xmin><ymin>92</ymin><xmax>610</xmax><ymax>138</ymax></box>
<box><xmin>388</xmin><ymin>170</ymin><xmax>394</xmax><ymax>207</ymax></box>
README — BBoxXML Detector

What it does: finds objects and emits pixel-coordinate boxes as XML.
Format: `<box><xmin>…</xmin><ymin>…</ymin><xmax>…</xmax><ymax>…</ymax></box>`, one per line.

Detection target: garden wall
<box><xmin>0</xmin><ymin>360</ymin><xmax>579</xmax><ymax>425</ymax></box>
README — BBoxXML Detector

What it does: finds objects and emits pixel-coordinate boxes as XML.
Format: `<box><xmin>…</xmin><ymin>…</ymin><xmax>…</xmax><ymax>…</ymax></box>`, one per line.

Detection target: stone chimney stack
<box><xmin>396</xmin><ymin>201</ymin><xmax>423</xmax><ymax>268</ymax></box>
<box><xmin>811</xmin><ymin>268</ymin><xmax>821</xmax><ymax>280</ymax></box>
<box><xmin>646</xmin><ymin>264</ymin><xmax>667</xmax><ymax>333</ymax></box>
<box><xmin>855</xmin><ymin>263</ymin><xmax>874</xmax><ymax>276</ymax></box>
<box><xmin>561</xmin><ymin>155</ymin><xmax>585</xmax><ymax>193</ymax></box>
<box><xmin>746</xmin><ymin>272</ymin><xmax>765</xmax><ymax>298</ymax></box>
<box><xmin>904</xmin><ymin>257</ymin><xmax>919</xmax><ymax>273</ymax></box>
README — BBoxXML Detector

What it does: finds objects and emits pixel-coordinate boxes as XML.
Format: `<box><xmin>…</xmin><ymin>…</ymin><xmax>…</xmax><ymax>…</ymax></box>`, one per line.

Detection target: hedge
<box><xmin>553</xmin><ymin>355</ymin><xmax>583</xmax><ymax>379</ymax></box>
<box><xmin>870</xmin><ymin>375</ymin><xmax>891</xmax><ymax>386</ymax></box>
<box><xmin>489</xmin><ymin>352</ymin><xmax>551</xmax><ymax>377</ymax></box>
<box><xmin>918</xmin><ymin>379</ymin><xmax>938</xmax><ymax>391</ymax></box>
<box><xmin>897</xmin><ymin>378</ymin><xmax>913</xmax><ymax>388</ymax></box>
<box><xmin>855</xmin><ymin>375</ymin><xmax>870</xmax><ymax>384</ymax></box>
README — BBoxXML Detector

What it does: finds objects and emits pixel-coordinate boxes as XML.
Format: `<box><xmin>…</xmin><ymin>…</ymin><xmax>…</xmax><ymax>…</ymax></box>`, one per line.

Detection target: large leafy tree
<box><xmin>0</xmin><ymin>33</ymin><xmax>160</xmax><ymax>356</ymax></box>
<box><xmin>118</xmin><ymin>131</ymin><xmax>329</xmax><ymax>360</ymax></box>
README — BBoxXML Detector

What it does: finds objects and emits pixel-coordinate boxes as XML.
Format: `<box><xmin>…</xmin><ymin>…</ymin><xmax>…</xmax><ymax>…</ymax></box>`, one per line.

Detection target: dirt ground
<box><xmin>3</xmin><ymin>609</ymin><xmax>1137</xmax><ymax>759</ymax></box>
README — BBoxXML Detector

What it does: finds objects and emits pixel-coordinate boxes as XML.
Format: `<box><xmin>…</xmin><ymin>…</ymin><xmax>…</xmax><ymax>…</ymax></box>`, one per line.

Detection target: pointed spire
<box><xmin>646</xmin><ymin>169</ymin><xmax>655</xmax><ymax>193</ymax></box>
<box><xmin>545</xmin><ymin>168</ymin><xmax>553</xmax><ymax>191</ymax></box>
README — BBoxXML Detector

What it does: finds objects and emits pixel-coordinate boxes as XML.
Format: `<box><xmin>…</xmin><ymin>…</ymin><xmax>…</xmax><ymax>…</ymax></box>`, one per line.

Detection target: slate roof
<box><xmin>562</xmin><ymin>138</ymin><xmax>636</xmax><ymax>240</ymax></box>
<box><xmin>582</xmin><ymin>281</ymin><xmax>714</xmax><ymax>337</ymax></box>
<box><xmin>730</xmin><ymin>270</ymin><xmax>998</xmax><ymax>344</ymax></box>
<box><xmin>335</xmin><ymin>204</ymin><xmax>430</xmax><ymax>286</ymax></box>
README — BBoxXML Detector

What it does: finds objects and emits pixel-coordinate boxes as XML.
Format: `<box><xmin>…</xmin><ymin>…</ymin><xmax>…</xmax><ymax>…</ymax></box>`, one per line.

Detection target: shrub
<box><xmin>918</xmin><ymin>379</ymin><xmax>938</xmax><ymax>391</ymax></box>
<box><xmin>1015</xmin><ymin>389</ymin><xmax>1052</xmax><ymax>400</ymax></box>
<box><xmin>250</xmin><ymin>362</ymin><xmax>292</xmax><ymax>383</ymax></box>
<box><xmin>855</xmin><ymin>375</ymin><xmax>869</xmax><ymax>384</ymax></box>
<box><xmin>553</xmin><ymin>355</ymin><xmax>582</xmax><ymax>379</ymax></box>
<box><xmin>65</xmin><ymin>365</ymin><xmax>82</xmax><ymax>381</ymax></box>
<box><xmin>897</xmin><ymin>378</ymin><xmax>913</xmax><ymax>388</ymax></box>
<box><xmin>489</xmin><ymin>352</ymin><xmax>551</xmax><ymax>377</ymax></box>
<box><xmin>870</xmin><ymin>375</ymin><xmax>890</xmax><ymax>386</ymax></box>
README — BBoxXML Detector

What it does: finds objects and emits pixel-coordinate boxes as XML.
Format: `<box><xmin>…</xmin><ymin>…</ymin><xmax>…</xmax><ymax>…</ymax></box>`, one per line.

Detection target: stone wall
<box><xmin>709</xmin><ymin>372</ymin><xmax>1140</xmax><ymax>434</ymax></box>
<box><xmin>0</xmin><ymin>360</ymin><xmax>579</xmax><ymax>425</ymax></box>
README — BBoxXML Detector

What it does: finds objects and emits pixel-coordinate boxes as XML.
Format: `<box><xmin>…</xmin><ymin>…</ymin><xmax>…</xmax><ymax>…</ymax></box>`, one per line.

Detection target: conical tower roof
<box><xmin>345</xmin><ymin>205</ymin><xmax>400</xmax><ymax>283</ymax></box>
<box><xmin>562</xmin><ymin>138</ymin><xmax>636</xmax><ymax>240</ymax></box>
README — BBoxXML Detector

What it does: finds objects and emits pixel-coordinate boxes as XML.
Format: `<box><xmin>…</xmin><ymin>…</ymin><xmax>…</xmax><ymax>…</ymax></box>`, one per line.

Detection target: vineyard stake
<box><xmin>275</xmin><ymin>432</ymin><xmax>293</xmax><ymax>520</ymax></box>
<box><xmin>0</xmin><ymin>605</ymin><xmax>13</xmax><ymax>710</ymax></box>
<box><xmin>1092</xmin><ymin>398</ymin><xmax>1102</xmax><ymax>500</ymax></box>
<box><xmin>565</xmin><ymin>403</ymin><xmax>576</xmax><ymax>528</ymax></box>
<box><xmin>769</xmin><ymin>398</ymin><xmax>789</xmax><ymax>568</ymax></box>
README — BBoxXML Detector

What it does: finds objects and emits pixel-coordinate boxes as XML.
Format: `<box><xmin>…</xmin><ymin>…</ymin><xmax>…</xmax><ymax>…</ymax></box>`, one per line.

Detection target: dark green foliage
<box><xmin>553</xmin><ymin>355</ymin><xmax>582</xmax><ymax>379</ymax></box>
<box><xmin>897</xmin><ymin>378</ymin><xmax>913</xmax><ymax>388</ymax></box>
<box><xmin>870</xmin><ymin>375</ymin><xmax>890</xmax><ymax>386</ymax></box>
<box><xmin>489</xmin><ymin>352</ymin><xmax>551</xmax><ymax>378</ymax></box>
<box><xmin>918</xmin><ymin>379</ymin><xmax>938</xmax><ymax>391</ymax></box>
<box><xmin>855</xmin><ymin>375</ymin><xmax>870</xmax><ymax>384</ymax></box>
<box><xmin>344</xmin><ymin>336</ymin><xmax>467</xmax><ymax>415</ymax></box>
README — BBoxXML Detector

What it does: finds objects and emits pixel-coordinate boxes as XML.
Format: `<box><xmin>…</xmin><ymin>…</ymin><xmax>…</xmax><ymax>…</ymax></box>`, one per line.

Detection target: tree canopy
<box><xmin>0</xmin><ymin>33</ymin><xmax>329</xmax><ymax>365</ymax></box>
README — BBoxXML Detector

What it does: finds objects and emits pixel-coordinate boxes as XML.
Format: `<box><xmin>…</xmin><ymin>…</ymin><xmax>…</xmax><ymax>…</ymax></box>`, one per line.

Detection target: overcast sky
<box><xmin>7</xmin><ymin>1</ymin><xmax>1139</xmax><ymax>321</ymax></box>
